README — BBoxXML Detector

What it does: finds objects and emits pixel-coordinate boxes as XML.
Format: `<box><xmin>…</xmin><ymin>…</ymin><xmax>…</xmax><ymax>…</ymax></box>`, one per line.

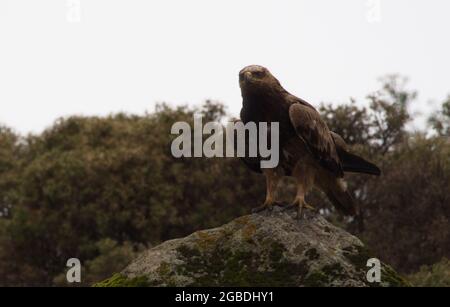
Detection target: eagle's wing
<box><xmin>329</xmin><ymin>131</ymin><xmax>348</xmax><ymax>150</ymax></box>
<box><xmin>288</xmin><ymin>103</ymin><xmax>344</xmax><ymax>177</ymax></box>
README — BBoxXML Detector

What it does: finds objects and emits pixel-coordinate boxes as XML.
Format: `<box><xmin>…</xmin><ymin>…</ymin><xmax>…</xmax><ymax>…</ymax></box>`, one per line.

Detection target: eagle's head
<box><xmin>239</xmin><ymin>65</ymin><xmax>282</xmax><ymax>96</ymax></box>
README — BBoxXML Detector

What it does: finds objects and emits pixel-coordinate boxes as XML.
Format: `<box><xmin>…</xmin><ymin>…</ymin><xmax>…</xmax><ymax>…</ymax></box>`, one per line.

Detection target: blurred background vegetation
<box><xmin>0</xmin><ymin>76</ymin><xmax>449</xmax><ymax>286</ymax></box>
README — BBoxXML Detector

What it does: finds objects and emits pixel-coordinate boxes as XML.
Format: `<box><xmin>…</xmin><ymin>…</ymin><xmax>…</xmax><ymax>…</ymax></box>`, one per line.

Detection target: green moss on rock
<box><xmin>343</xmin><ymin>244</ymin><xmax>372</xmax><ymax>270</ymax></box>
<box><xmin>175</xmin><ymin>241</ymin><xmax>308</xmax><ymax>286</ymax></box>
<box><xmin>303</xmin><ymin>263</ymin><xmax>346</xmax><ymax>287</ymax></box>
<box><xmin>381</xmin><ymin>265</ymin><xmax>411</xmax><ymax>287</ymax></box>
<box><xmin>343</xmin><ymin>244</ymin><xmax>410</xmax><ymax>287</ymax></box>
<box><xmin>304</xmin><ymin>271</ymin><xmax>329</xmax><ymax>287</ymax></box>
<box><xmin>93</xmin><ymin>273</ymin><xmax>151</xmax><ymax>287</ymax></box>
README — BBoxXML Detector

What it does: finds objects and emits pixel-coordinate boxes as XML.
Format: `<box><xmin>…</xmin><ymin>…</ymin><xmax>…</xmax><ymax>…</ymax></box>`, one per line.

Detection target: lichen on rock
<box><xmin>97</xmin><ymin>208</ymin><xmax>409</xmax><ymax>287</ymax></box>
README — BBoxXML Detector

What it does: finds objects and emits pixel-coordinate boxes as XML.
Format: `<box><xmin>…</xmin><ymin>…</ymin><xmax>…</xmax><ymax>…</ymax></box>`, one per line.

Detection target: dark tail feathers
<box><xmin>326</xmin><ymin>183</ymin><xmax>364</xmax><ymax>231</ymax></box>
<box><xmin>337</xmin><ymin>149</ymin><xmax>381</xmax><ymax>176</ymax></box>
<box><xmin>326</xmin><ymin>186</ymin><xmax>358</xmax><ymax>217</ymax></box>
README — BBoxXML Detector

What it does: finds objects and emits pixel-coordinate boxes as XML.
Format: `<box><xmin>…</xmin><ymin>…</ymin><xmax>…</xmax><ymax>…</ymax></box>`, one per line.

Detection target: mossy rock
<box><xmin>96</xmin><ymin>209</ymin><xmax>409</xmax><ymax>287</ymax></box>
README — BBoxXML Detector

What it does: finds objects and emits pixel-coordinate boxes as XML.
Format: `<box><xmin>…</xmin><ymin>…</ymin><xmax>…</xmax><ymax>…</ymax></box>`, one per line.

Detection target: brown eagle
<box><xmin>238</xmin><ymin>65</ymin><xmax>380</xmax><ymax>219</ymax></box>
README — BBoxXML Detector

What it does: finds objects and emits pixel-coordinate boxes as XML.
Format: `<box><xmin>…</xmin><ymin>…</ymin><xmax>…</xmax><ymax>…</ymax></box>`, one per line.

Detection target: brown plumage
<box><xmin>238</xmin><ymin>65</ymin><xmax>380</xmax><ymax>219</ymax></box>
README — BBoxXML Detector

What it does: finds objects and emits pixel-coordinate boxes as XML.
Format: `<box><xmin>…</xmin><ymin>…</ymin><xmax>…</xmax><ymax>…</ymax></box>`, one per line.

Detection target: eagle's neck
<box><xmin>241</xmin><ymin>86</ymin><xmax>291</xmax><ymax>125</ymax></box>
<box><xmin>242</xmin><ymin>85</ymin><xmax>289</xmax><ymax>108</ymax></box>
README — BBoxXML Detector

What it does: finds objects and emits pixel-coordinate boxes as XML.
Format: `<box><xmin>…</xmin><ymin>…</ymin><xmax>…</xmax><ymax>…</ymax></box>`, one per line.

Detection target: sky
<box><xmin>0</xmin><ymin>0</ymin><xmax>449</xmax><ymax>134</ymax></box>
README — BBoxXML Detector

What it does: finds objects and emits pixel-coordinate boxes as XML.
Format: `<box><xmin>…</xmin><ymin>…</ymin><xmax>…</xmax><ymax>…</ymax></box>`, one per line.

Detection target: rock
<box><xmin>95</xmin><ymin>208</ymin><xmax>409</xmax><ymax>287</ymax></box>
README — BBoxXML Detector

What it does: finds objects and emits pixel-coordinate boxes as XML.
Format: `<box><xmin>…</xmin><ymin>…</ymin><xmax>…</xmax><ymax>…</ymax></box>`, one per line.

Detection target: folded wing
<box><xmin>288</xmin><ymin>103</ymin><xmax>344</xmax><ymax>177</ymax></box>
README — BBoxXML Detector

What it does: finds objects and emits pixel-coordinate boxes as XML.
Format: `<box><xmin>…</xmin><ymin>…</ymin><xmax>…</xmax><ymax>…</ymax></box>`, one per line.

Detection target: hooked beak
<box><xmin>239</xmin><ymin>71</ymin><xmax>252</xmax><ymax>84</ymax></box>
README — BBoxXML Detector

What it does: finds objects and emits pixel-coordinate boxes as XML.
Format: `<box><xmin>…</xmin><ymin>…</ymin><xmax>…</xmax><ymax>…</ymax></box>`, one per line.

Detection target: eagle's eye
<box><xmin>253</xmin><ymin>71</ymin><xmax>265</xmax><ymax>78</ymax></box>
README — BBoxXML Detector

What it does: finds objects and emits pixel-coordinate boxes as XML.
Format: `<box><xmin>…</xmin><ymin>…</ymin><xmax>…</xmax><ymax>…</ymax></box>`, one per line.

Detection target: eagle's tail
<box><xmin>325</xmin><ymin>179</ymin><xmax>364</xmax><ymax>231</ymax></box>
<box><xmin>337</xmin><ymin>149</ymin><xmax>381</xmax><ymax>176</ymax></box>
<box><xmin>325</xmin><ymin>179</ymin><xmax>358</xmax><ymax>217</ymax></box>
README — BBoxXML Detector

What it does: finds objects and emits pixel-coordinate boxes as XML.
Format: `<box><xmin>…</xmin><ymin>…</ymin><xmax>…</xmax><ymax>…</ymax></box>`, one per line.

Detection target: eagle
<box><xmin>238</xmin><ymin>65</ymin><xmax>380</xmax><ymax>219</ymax></box>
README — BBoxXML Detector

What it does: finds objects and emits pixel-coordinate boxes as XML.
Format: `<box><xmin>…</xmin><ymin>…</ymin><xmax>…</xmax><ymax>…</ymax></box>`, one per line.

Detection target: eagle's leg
<box><xmin>291</xmin><ymin>191</ymin><xmax>315</xmax><ymax>219</ymax></box>
<box><xmin>252</xmin><ymin>168</ymin><xmax>281</xmax><ymax>213</ymax></box>
<box><xmin>290</xmin><ymin>164</ymin><xmax>315</xmax><ymax>219</ymax></box>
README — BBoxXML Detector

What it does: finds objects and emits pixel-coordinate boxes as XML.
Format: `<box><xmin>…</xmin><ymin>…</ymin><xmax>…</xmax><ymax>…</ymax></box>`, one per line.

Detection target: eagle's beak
<box><xmin>239</xmin><ymin>71</ymin><xmax>252</xmax><ymax>84</ymax></box>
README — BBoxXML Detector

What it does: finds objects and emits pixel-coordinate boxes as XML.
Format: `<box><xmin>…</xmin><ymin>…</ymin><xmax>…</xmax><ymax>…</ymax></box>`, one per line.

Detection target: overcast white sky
<box><xmin>1</xmin><ymin>0</ymin><xmax>449</xmax><ymax>134</ymax></box>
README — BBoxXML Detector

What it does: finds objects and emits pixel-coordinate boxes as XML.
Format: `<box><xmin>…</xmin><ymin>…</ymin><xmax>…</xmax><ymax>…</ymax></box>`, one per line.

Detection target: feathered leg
<box><xmin>252</xmin><ymin>168</ymin><xmax>282</xmax><ymax>213</ymax></box>
<box><xmin>286</xmin><ymin>163</ymin><xmax>316</xmax><ymax>219</ymax></box>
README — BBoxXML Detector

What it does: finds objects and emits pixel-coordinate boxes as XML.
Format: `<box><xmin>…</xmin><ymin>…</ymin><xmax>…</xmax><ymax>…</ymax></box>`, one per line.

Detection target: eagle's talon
<box><xmin>304</xmin><ymin>203</ymin><xmax>315</xmax><ymax>211</ymax></box>
<box><xmin>297</xmin><ymin>201</ymin><xmax>317</xmax><ymax>220</ymax></box>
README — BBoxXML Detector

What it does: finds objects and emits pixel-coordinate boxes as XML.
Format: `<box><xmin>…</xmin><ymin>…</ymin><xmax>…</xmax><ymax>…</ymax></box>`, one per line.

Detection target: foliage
<box><xmin>0</xmin><ymin>102</ymin><xmax>264</xmax><ymax>286</ymax></box>
<box><xmin>320</xmin><ymin>77</ymin><xmax>449</xmax><ymax>273</ymax></box>
<box><xmin>428</xmin><ymin>95</ymin><xmax>450</xmax><ymax>137</ymax></box>
<box><xmin>408</xmin><ymin>258</ymin><xmax>450</xmax><ymax>287</ymax></box>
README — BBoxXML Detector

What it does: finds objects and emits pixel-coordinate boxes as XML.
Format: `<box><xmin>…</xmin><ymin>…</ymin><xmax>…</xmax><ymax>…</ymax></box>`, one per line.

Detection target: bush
<box><xmin>408</xmin><ymin>258</ymin><xmax>450</xmax><ymax>287</ymax></box>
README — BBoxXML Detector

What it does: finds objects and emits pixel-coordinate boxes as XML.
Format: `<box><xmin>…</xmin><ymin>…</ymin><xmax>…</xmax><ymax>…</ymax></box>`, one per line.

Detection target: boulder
<box><xmin>95</xmin><ymin>208</ymin><xmax>409</xmax><ymax>287</ymax></box>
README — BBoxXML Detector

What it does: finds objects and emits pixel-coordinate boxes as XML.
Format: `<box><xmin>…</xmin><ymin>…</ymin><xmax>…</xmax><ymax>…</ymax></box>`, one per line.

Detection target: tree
<box><xmin>319</xmin><ymin>76</ymin><xmax>450</xmax><ymax>273</ymax></box>
<box><xmin>0</xmin><ymin>126</ymin><xmax>21</xmax><ymax>219</ymax></box>
<box><xmin>0</xmin><ymin>102</ymin><xmax>265</xmax><ymax>285</ymax></box>
<box><xmin>429</xmin><ymin>96</ymin><xmax>450</xmax><ymax>137</ymax></box>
